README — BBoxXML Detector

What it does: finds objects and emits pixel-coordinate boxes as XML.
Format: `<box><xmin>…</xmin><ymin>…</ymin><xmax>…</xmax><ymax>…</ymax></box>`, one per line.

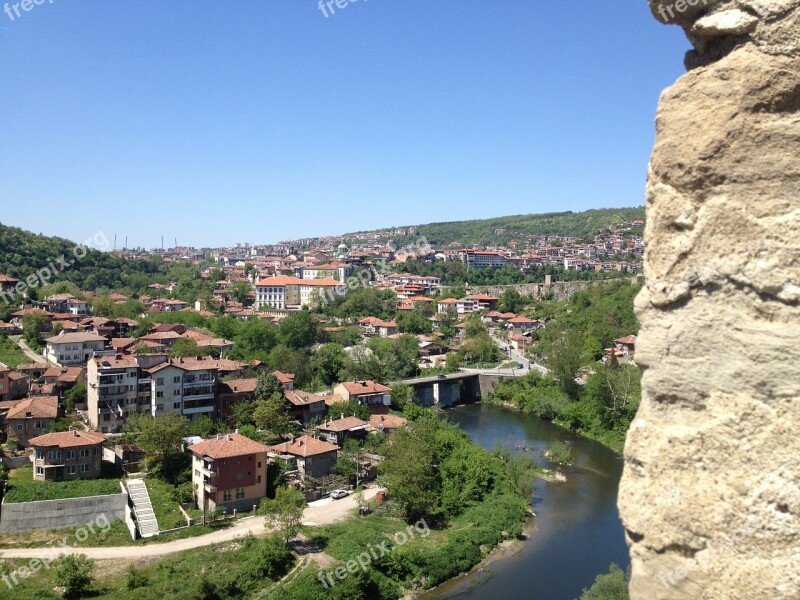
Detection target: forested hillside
<box><xmin>352</xmin><ymin>207</ymin><xmax>645</xmax><ymax>247</ymax></box>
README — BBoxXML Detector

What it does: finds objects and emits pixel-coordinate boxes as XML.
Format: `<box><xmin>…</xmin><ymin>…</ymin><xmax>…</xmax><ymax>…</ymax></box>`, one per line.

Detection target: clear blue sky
<box><xmin>0</xmin><ymin>1</ymin><xmax>689</xmax><ymax>248</ymax></box>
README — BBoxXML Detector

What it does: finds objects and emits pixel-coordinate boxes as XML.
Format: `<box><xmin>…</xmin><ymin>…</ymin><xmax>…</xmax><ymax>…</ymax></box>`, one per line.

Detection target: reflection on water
<box><xmin>423</xmin><ymin>403</ymin><xmax>630</xmax><ymax>600</ymax></box>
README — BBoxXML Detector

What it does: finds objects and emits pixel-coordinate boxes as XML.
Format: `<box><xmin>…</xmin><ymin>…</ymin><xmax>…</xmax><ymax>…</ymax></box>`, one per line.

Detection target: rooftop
<box><xmin>188</xmin><ymin>432</ymin><xmax>270</xmax><ymax>459</ymax></box>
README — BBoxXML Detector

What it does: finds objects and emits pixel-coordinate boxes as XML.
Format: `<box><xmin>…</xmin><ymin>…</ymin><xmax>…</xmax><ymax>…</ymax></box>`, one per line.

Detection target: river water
<box><xmin>423</xmin><ymin>403</ymin><xmax>630</xmax><ymax>600</ymax></box>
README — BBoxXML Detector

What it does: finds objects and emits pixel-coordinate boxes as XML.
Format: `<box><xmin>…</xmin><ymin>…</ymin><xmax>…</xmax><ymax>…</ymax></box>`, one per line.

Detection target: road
<box><xmin>0</xmin><ymin>488</ymin><xmax>382</xmax><ymax>560</ymax></box>
<box><xmin>10</xmin><ymin>336</ymin><xmax>50</xmax><ymax>365</ymax></box>
<box><xmin>484</xmin><ymin>330</ymin><xmax>550</xmax><ymax>377</ymax></box>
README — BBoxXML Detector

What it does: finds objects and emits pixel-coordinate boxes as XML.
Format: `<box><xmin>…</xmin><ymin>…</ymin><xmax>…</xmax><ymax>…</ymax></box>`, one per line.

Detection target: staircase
<box><xmin>127</xmin><ymin>479</ymin><xmax>159</xmax><ymax>538</ymax></box>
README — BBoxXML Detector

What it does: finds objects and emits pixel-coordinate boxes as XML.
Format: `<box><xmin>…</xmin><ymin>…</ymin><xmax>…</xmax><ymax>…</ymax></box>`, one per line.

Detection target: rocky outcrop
<box><xmin>619</xmin><ymin>2</ymin><xmax>800</xmax><ymax>599</ymax></box>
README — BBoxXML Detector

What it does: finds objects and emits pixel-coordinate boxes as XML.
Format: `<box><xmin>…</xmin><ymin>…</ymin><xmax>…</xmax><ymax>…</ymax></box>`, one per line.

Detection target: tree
<box><xmin>544</xmin><ymin>440</ymin><xmax>573</xmax><ymax>466</ymax></box>
<box><xmin>134</xmin><ymin>414</ymin><xmax>189</xmax><ymax>482</ymax></box>
<box><xmin>22</xmin><ymin>312</ymin><xmax>49</xmax><ymax>348</ymax></box>
<box><xmin>368</xmin><ymin>334</ymin><xmax>420</xmax><ymax>380</ymax></box>
<box><xmin>379</xmin><ymin>415</ymin><xmax>441</xmax><ymax>520</ymax></box>
<box><xmin>310</xmin><ymin>343</ymin><xmax>347</xmax><ymax>387</ymax></box>
<box><xmin>53</xmin><ymin>554</ymin><xmax>94</xmax><ymax>598</ymax></box>
<box><xmin>253</xmin><ymin>393</ymin><xmax>293</xmax><ymax>442</ymax></box>
<box><xmin>230</xmin><ymin>281</ymin><xmax>253</xmax><ymax>304</ymax></box>
<box><xmin>169</xmin><ymin>338</ymin><xmax>209</xmax><ymax>358</ymax></box>
<box><xmin>64</xmin><ymin>383</ymin><xmax>87</xmax><ymax>412</ymax></box>
<box><xmin>260</xmin><ymin>486</ymin><xmax>306</xmax><ymax>542</ymax></box>
<box><xmin>279</xmin><ymin>311</ymin><xmax>321</xmax><ymax>350</ymax></box>
<box><xmin>336</xmin><ymin>438</ymin><xmax>361</xmax><ymax>482</ymax></box>
<box><xmin>547</xmin><ymin>328</ymin><xmax>584</xmax><ymax>397</ymax></box>
<box><xmin>580</xmin><ymin>563</ymin><xmax>630</xmax><ymax>600</ymax></box>
<box><xmin>327</xmin><ymin>399</ymin><xmax>371</xmax><ymax>421</ymax></box>
<box><xmin>498</xmin><ymin>288</ymin><xmax>527</xmax><ymax>314</ymax></box>
<box><xmin>255</xmin><ymin>372</ymin><xmax>284</xmax><ymax>401</ymax></box>
<box><xmin>390</xmin><ymin>383</ymin><xmax>414</xmax><ymax>410</ymax></box>
<box><xmin>188</xmin><ymin>415</ymin><xmax>218</xmax><ymax>438</ymax></box>
<box><xmin>396</xmin><ymin>310</ymin><xmax>432</xmax><ymax>335</ymax></box>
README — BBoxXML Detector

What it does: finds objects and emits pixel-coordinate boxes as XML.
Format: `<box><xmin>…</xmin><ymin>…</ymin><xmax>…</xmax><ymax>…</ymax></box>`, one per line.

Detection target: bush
<box><xmin>53</xmin><ymin>554</ymin><xmax>94</xmax><ymax>598</ymax></box>
<box><xmin>545</xmin><ymin>441</ymin><xmax>573</xmax><ymax>466</ymax></box>
<box><xmin>127</xmin><ymin>565</ymin><xmax>150</xmax><ymax>590</ymax></box>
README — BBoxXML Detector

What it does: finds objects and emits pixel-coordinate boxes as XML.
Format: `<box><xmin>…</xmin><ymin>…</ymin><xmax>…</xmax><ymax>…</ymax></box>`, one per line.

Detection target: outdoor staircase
<box><xmin>127</xmin><ymin>479</ymin><xmax>159</xmax><ymax>538</ymax></box>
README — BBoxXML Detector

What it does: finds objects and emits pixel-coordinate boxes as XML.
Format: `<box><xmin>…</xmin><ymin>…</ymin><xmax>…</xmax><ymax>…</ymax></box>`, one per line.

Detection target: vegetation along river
<box><xmin>422</xmin><ymin>402</ymin><xmax>630</xmax><ymax>600</ymax></box>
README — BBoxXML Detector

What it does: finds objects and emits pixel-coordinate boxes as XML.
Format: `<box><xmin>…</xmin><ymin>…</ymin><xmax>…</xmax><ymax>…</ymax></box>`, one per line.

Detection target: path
<box><xmin>0</xmin><ymin>489</ymin><xmax>382</xmax><ymax>560</ymax></box>
<box><xmin>10</xmin><ymin>336</ymin><xmax>50</xmax><ymax>365</ymax></box>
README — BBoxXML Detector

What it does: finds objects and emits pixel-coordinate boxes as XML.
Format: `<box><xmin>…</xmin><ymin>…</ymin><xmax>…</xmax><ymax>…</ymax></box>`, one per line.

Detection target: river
<box><xmin>422</xmin><ymin>402</ymin><xmax>630</xmax><ymax>600</ymax></box>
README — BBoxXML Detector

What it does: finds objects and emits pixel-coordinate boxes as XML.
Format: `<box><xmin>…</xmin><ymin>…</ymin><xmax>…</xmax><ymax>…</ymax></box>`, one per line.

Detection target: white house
<box><xmin>44</xmin><ymin>332</ymin><xmax>107</xmax><ymax>366</ymax></box>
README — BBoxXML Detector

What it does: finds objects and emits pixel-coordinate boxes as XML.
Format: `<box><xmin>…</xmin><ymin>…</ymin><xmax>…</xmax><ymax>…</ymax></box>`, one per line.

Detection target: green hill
<box><xmin>350</xmin><ymin>207</ymin><xmax>645</xmax><ymax>247</ymax></box>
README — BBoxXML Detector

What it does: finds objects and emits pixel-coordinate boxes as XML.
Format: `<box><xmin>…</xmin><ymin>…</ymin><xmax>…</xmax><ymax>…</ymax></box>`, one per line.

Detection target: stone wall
<box><xmin>619</xmin><ymin>2</ymin><xmax>800</xmax><ymax>599</ymax></box>
<box><xmin>0</xmin><ymin>484</ymin><xmax>129</xmax><ymax>534</ymax></box>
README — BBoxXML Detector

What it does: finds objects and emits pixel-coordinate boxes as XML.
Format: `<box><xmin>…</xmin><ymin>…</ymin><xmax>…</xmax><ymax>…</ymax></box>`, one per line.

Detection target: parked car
<box><xmin>330</xmin><ymin>489</ymin><xmax>350</xmax><ymax>499</ymax></box>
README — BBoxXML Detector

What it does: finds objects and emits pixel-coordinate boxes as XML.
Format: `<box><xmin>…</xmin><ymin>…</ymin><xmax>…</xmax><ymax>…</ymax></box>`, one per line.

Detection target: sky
<box><xmin>0</xmin><ymin>1</ymin><xmax>690</xmax><ymax>248</ymax></box>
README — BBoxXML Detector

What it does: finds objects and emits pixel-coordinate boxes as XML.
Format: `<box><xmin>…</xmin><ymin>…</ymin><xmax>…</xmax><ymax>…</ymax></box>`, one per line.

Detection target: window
<box><xmin>67</xmin><ymin>465</ymin><xmax>76</xmax><ymax>475</ymax></box>
<box><xmin>173</xmin><ymin>376</ymin><xmax>181</xmax><ymax>383</ymax></box>
<box><xmin>36</xmin><ymin>466</ymin><xmax>44</xmax><ymax>475</ymax></box>
<box><xmin>66</xmin><ymin>450</ymin><xmax>76</xmax><ymax>460</ymax></box>
<box><xmin>173</xmin><ymin>389</ymin><xmax>180</xmax><ymax>396</ymax></box>
<box><xmin>156</xmin><ymin>391</ymin><xmax>164</xmax><ymax>398</ymax></box>
<box><xmin>156</xmin><ymin>378</ymin><xmax>164</xmax><ymax>385</ymax></box>
<box><xmin>157</xmin><ymin>404</ymin><xmax>164</xmax><ymax>411</ymax></box>
<box><xmin>80</xmin><ymin>448</ymin><xmax>89</xmax><ymax>458</ymax></box>
<box><xmin>80</xmin><ymin>464</ymin><xmax>89</xmax><ymax>473</ymax></box>
<box><xmin>35</xmin><ymin>421</ymin><xmax>46</xmax><ymax>429</ymax></box>
<box><xmin>257</xmin><ymin>475</ymin><xmax>262</xmax><ymax>484</ymax></box>
<box><xmin>223</xmin><ymin>489</ymin><xmax>232</xmax><ymax>501</ymax></box>
<box><xmin>36</xmin><ymin>449</ymin><xmax>44</xmax><ymax>460</ymax></box>
<box><xmin>93</xmin><ymin>447</ymin><xmax>100</xmax><ymax>456</ymax></box>
<box><xmin>16</xmin><ymin>423</ymin><xmax>22</xmax><ymax>431</ymax></box>
<box><xmin>257</xmin><ymin>462</ymin><xmax>262</xmax><ymax>469</ymax></box>
<box><xmin>236</xmin><ymin>472</ymin><xmax>243</xmax><ymax>481</ymax></box>
<box><xmin>173</xmin><ymin>402</ymin><xmax>181</xmax><ymax>409</ymax></box>
<box><xmin>236</xmin><ymin>488</ymin><xmax>245</xmax><ymax>499</ymax></box>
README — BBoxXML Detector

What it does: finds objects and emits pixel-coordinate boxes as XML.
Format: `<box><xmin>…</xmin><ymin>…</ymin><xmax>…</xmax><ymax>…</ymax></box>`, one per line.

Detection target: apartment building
<box><xmin>255</xmin><ymin>275</ymin><xmax>346</xmax><ymax>310</ymax></box>
<box><xmin>87</xmin><ymin>354</ymin><xmax>146</xmax><ymax>433</ymax></box>
<box><xmin>147</xmin><ymin>358</ymin><xmax>218</xmax><ymax>421</ymax></box>
<box><xmin>458</xmin><ymin>249</ymin><xmax>509</xmax><ymax>269</ymax></box>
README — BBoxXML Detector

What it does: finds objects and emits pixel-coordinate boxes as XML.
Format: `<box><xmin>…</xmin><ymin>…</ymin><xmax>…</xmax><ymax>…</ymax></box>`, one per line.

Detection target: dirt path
<box><xmin>0</xmin><ymin>489</ymin><xmax>380</xmax><ymax>560</ymax></box>
<box><xmin>10</xmin><ymin>336</ymin><xmax>50</xmax><ymax>365</ymax></box>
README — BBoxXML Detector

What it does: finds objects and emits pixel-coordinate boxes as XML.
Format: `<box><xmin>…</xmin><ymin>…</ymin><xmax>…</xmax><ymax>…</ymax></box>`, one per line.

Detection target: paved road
<box><xmin>0</xmin><ymin>489</ymin><xmax>382</xmax><ymax>560</ymax></box>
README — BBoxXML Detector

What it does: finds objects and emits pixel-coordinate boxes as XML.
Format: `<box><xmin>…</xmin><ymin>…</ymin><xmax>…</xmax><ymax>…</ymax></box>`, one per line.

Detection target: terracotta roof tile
<box><xmin>6</xmin><ymin>396</ymin><xmax>59</xmax><ymax>420</ymax></box>
<box><xmin>188</xmin><ymin>433</ymin><xmax>270</xmax><ymax>459</ymax></box>
<box><xmin>29</xmin><ymin>429</ymin><xmax>107</xmax><ymax>448</ymax></box>
<box><xmin>269</xmin><ymin>435</ymin><xmax>339</xmax><ymax>457</ymax></box>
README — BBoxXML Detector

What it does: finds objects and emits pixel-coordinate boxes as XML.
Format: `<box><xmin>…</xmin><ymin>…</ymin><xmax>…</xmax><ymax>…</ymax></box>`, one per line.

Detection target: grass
<box><xmin>3</xmin><ymin>465</ymin><xmax>122</xmax><ymax>503</ymax></box>
<box><xmin>0</xmin><ymin>533</ymin><xmax>295</xmax><ymax>599</ymax></box>
<box><xmin>0</xmin><ymin>335</ymin><xmax>28</xmax><ymax>368</ymax></box>
<box><xmin>499</xmin><ymin>361</ymin><xmax>521</xmax><ymax>369</ymax></box>
<box><xmin>138</xmin><ymin>478</ymin><xmax>190</xmax><ymax>530</ymax></box>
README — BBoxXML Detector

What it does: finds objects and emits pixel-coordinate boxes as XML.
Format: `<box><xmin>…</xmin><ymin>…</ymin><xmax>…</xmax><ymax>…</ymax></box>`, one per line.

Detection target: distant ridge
<box><xmin>345</xmin><ymin>206</ymin><xmax>645</xmax><ymax>247</ymax></box>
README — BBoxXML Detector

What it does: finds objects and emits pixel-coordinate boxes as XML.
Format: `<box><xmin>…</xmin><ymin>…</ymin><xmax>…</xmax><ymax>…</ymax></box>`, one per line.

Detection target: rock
<box><xmin>619</xmin><ymin>2</ymin><xmax>800</xmax><ymax>599</ymax></box>
<box><xmin>692</xmin><ymin>9</ymin><xmax>758</xmax><ymax>36</ymax></box>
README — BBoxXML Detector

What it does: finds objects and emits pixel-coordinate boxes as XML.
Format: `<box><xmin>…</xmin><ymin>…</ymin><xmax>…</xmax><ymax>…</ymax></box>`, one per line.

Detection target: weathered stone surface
<box><xmin>620</xmin><ymin>2</ymin><xmax>800</xmax><ymax>599</ymax></box>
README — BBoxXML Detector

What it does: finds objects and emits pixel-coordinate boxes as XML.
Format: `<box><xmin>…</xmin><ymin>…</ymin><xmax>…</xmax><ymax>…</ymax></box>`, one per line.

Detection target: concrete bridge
<box><xmin>397</xmin><ymin>371</ymin><xmax>517</xmax><ymax>408</ymax></box>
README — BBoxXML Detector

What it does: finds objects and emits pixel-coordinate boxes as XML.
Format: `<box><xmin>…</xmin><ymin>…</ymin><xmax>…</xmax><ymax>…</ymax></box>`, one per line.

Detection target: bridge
<box><xmin>397</xmin><ymin>369</ymin><xmax>526</xmax><ymax>408</ymax></box>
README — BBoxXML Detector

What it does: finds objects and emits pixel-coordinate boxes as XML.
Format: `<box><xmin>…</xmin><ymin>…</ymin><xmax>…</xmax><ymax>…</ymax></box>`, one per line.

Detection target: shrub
<box><xmin>53</xmin><ymin>554</ymin><xmax>94</xmax><ymax>598</ymax></box>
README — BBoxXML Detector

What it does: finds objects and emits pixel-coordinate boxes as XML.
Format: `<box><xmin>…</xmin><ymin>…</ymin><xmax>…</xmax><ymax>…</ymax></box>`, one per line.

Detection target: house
<box><xmin>43</xmin><ymin>331</ymin><xmax>108</xmax><ymax>366</ymax></box>
<box><xmin>333</xmin><ymin>381</ymin><xmax>391</xmax><ymax>413</ymax></box>
<box><xmin>316</xmin><ymin>415</ymin><xmax>370</xmax><ymax>446</ymax></box>
<box><xmin>5</xmin><ymin>396</ymin><xmax>60</xmax><ymax>447</ymax></box>
<box><xmin>189</xmin><ymin>432</ymin><xmax>270</xmax><ymax>513</ymax></box>
<box><xmin>44</xmin><ymin>294</ymin><xmax>81</xmax><ymax>314</ymax></box>
<box><xmin>0</xmin><ymin>273</ymin><xmax>20</xmax><ymax>295</ymax></box>
<box><xmin>368</xmin><ymin>413</ymin><xmax>408</xmax><ymax>434</ymax></box>
<box><xmin>468</xmin><ymin>294</ymin><xmax>500</xmax><ymax>310</ymax></box>
<box><xmin>29</xmin><ymin>430</ymin><xmax>108</xmax><ymax>481</ymax></box>
<box><xmin>614</xmin><ymin>335</ymin><xmax>637</xmax><ymax>356</ymax></box>
<box><xmin>268</xmin><ymin>435</ymin><xmax>339</xmax><ymax>480</ymax></box>
<box><xmin>437</xmin><ymin>298</ymin><xmax>458</xmax><ymax>314</ymax></box>
<box><xmin>358</xmin><ymin>317</ymin><xmax>398</xmax><ymax>338</ymax></box>
<box><xmin>507</xmin><ymin>315</ymin><xmax>537</xmax><ymax>335</ymax></box>
<box><xmin>284</xmin><ymin>389</ymin><xmax>327</xmax><ymax>424</ymax></box>
<box><xmin>217</xmin><ymin>378</ymin><xmax>257</xmax><ymax>425</ymax></box>
<box><xmin>0</xmin><ymin>362</ymin><xmax>11</xmax><ymax>402</ymax></box>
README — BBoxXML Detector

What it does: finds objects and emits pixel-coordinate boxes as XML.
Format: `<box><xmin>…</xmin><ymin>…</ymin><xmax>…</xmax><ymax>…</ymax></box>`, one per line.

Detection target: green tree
<box><xmin>188</xmin><ymin>415</ymin><xmax>218</xmax><ymax>438</ymax></box>
<box><xmin>397</xmin><ymin>310</ymin><xmax>432</xmax><ymax>335</ymax></box>
<box><xmin>580</xmin><ymin>563</ymin><xmax>630</xmax><ymax>600</ymax></box>
<box><xmin>310</xmin><ymin>343</ymin><xmax>347</xmax><ymax>387</ymax></box>
<box><xmin>327</xmin><ymin>399</ymin><xmax>371</xmax><ymax>421</ymax></box>
<box><xmin>547</xmin><ymin>329</ymin><xmax>584</xmax><ymax>397</ymax></box>
<box><xmin>253</xmin><ymin>392</ymin><xmax>293</xmax><ymax>442</ymax></box>
<box><xmin>498</xmin><ymin>288</ymin><xmax>527</xmax><ymax>314</ymax></box>
<box><xmin>279</xmin><ymin>311</ymin><xmax>321</xmax><ymax>350</ymax></box>
<box><xmin>64</xmin><ymin>383</ymin><xmax>87</xmax><ymax>412</ymax></box>
<box><xmin>255</xmin><ymin>372</ymin><xmax>284</xmax><ymax>400</ymax></box>
<box><xmin>230</xmin><ymin>281</ymin><xmax>253</xmax><ymax>304</ymax></box>
<box><xmin>379</xmin><ymin>415</ymin><xmax>441</xmax><ymax>520</ymax></box>
<box><xmin>336</xmin><ymin>438</ymin><xmax>361</xmax><ymax>482</ymax></box>
<box><xmin>545</xmin><ymin>440</ymin><xmax>573</xmax><ymax>466</ymax></box>
<box><xmin>169</xmin><ymin>338</ymin><xmax>211</xmax><ymax>358</ymax></box>
<box><xmin>22</xmin><ymin>312</ymin><xmax>49</xmax><ymax>348</ymax></box>
<box><xmin>260</xmin><ymin>486</ymin><xmax>306</xmax><ymax>542</ymax></box>
<box><xmin>390</xmin><ymin>383</ymin><xmax>414</xmax><ymax>410</ymax></box>
<box><xmin>134</xmin><ymin>414</ymin><xmax>190</xmax><ymax>482</ymax></box>
<box><xmin>53</xmin><ymin>554</ymin><xmax>94</xmax><ymax>598</ymax></box>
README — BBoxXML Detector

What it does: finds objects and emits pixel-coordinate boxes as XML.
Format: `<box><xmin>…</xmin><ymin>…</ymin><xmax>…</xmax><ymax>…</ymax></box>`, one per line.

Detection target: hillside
<box><xmin>349</xmin><ymin>206</ymin><xmax>645</xmax><ymax>247</ymax></box>
<box><xmin>0</xmin><ymin>223</ymin><xmax>159</xmax><ymax>296</ymax></box>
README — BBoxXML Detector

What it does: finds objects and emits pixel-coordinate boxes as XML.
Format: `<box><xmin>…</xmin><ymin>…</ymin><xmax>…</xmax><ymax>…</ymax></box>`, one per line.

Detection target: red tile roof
<box><xmin>6</xmin><ymin>396</ymin><xmax>59</xmax><ymax>420</ymax></box>
<box><xmin>29</xmin><ymin>430</ymin><xmax>107</xmax><ymax>448</ymax></box>
<box><xmin>317</xmin><ymin>416</ymin><xmax>369</xmax><ymax>432</ymax></box>
<box><xmin>369</xmin><ymin>414</ymin><xmax>408</xmax><ymax>430</ymax></box>
<box><xmin>188</xmin><ymin>433</ymin><xmax>270</xmax><ymax>459</ymax></box>
<box><xmin>284</xmin><ymin>389</ymin><xmax>325</xmax><ymax>407</ymax></box>
<box><xmin>255</xmin><ymin>275</ymin><xmax>303</xmax><ymax>286</ymax></box>
<box><xmin>269</xmin><ymin>435</ymin><xmax>339</xmax><ymax>457</ymax></box>
<box><xmin>338</xmin><ymin>380</ymin><xmax>391</xmax><ymax>396</ymax></box>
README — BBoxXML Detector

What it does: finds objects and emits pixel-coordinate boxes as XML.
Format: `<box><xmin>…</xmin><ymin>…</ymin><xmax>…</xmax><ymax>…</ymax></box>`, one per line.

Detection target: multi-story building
<box><xmin>296</xmin><ymin>262</ymin><xmax>351</xmax><ymax>282</ymax></box>
<box><xmin>189</xmin><ymin>432</ymin><xmax>270</xmax><ymax>513</ymax></box>
<box><xmin>29</xmin><ymin>429</ymin><xmax>108</xmax><ymax>481</ymax></box>
<box><xmin>316</xmin><ymin>416</ymin><xmax>369</xmax><ymax>447</ymax></box>
<box><xmin>284</xmin><ymin>389</ymin><xmax>327</xmax><ymax>424</ymax></box>
<box><xmin>255</xmin><ymin>275</ymin><xmax>346</xmax><ymax>310</ymax></box>
<box><xmin>43</xmin><ymin>331</ymin><xmax>108</xmax><ymax>366</ymax></box>
<box><xmin>458</xmin><ymin>250</ymin><xmax>509</xmax><ymax>269</ymax></box>
<box><xmin>87</xmin><ymin>354</ymin><xmax>145</xmax><ymax>433</ymax></box>
<box><xmin>147</xmin><ymin>358</ymin><xmax>217</xmax><ymax>421</ymax></box>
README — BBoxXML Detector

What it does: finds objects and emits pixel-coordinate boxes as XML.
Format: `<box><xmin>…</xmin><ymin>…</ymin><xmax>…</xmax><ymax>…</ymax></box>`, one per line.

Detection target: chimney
<box><xmin>234</xmin><ymin>429</ymin><xmax>239</xmax><ymax>435</ymax></box>
<box><xmin>226</xmin><ymin>434</ymin><xmax>232</xmax><ymax>442</ymax></box>
<box><xmin>72</xmin><ymin>430</ymin><xmax>78</xmax><ymax>437</ymax></box>
<box><xmin>216</xmin><ymin>434</ymin><xmax>221</xmax><ymax>441</ymax></box>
